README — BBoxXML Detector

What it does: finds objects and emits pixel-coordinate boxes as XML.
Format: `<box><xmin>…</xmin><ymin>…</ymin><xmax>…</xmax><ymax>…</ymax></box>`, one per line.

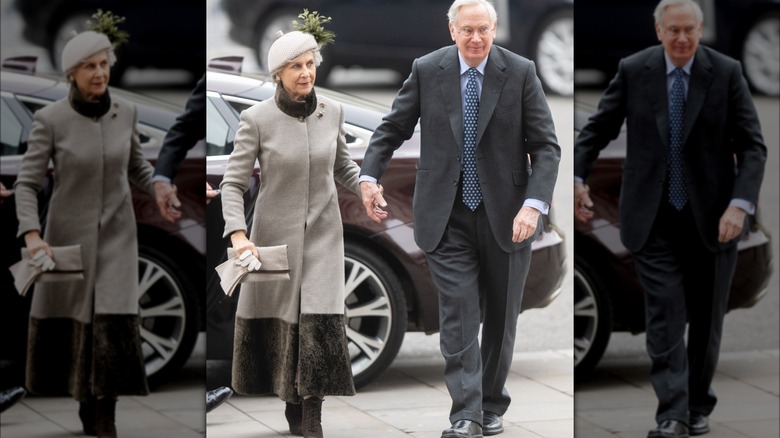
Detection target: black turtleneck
<box><xmin>274</xmin><ymin>83</ymin><xmax>317</xmax><ymax>121</ymax></box>
<box><xmin>68</xmin><ymin>84</ymin><xmax>111</xmax><ymax>120</ymax></box>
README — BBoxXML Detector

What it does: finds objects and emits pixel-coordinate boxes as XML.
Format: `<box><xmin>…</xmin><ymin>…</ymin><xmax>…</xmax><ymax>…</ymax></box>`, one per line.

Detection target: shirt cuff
<box><xmin>359</xmin><ymin>175</ymin><xmax>378</xmax><ymax>184</ymax></box>
<box><xmin>574</xmin><ymin>175</ymin><xmax>585</xmax><ymax>184</ymax></box>
<box><xmin>153</xmin><ymin>175</ymin><xmax>172</xmax><ymax>184</ymax></box>
<box><xmin>730</xmin><ymin>198</ymin><xmax>755</xmax><ymax>215</ymax></box>
<box><xmin>523</xmin><ymin>198</ymin><xmax>549</xmax><ymax>215</ymax></box>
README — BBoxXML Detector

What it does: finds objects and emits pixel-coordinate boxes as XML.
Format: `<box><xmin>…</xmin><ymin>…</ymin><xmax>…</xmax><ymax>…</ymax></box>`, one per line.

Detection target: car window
<box><xmin>206</xmin><ymin>98</ymin><xmax>232</xmax><ymax>156</ymax></box>
<box><xmin>1</xmin><ymin>98</ymin><xmax>24</xmax><ymax>156</ymax></box>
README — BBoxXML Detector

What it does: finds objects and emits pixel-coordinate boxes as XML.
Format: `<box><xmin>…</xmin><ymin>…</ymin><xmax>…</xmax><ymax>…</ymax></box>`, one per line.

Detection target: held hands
<box><xmin>574</xmin><ymin>182</ymin><xmax>595</xmax><ymax>224</ymax></box>
<box><xmin>513</xmin><ymin>206</ymin><xmax>540</xmax><ymax>243</ymax></box>
<box><xmin>230</xmin><ymin>231</ymin><xmax>261</xmax><ymax>271</ymax></box>
<box><xmin>360</xmin><ymin>181</ymin><xmax>388</xmax><ymax>224</ymax></box>
<box><xmin>718</xmin><ymin>205</ymin><xmax>747</xmax><ymax>243</ymax></box>
<box><xmin>24</xmin><ymin>231</ymin><xmax>55</xmax><ymax>271</ymax></box>
<box><xmin>154</xmin><ymin>181</ymin><xmax>182</xmax><ymax>223</ymax></box>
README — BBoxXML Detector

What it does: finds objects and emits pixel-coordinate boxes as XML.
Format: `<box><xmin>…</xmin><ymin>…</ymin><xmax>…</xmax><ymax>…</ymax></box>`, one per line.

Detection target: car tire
<box><xmin>741</xmin><ymin>12</ymin><xmax>780</xmax><ymax>97</ymax></box>
<box><xmin>573</xmin><ymin>255</ymin><xmax>612</xmax><ymax>381</ymax></box>
<box><xmin>530</xmin><ymin>9</ymin><xmax>573</xmax><ymax>97</ymax></box>
<box><xmin>344</xmin><ymin>242</ymin><xmax>407</xmax><ymax>389</ymax></box>
<box><xmin>137</xmin><ymin>245</ymin><xmax>200</xmax><ymax>388</ymax></box>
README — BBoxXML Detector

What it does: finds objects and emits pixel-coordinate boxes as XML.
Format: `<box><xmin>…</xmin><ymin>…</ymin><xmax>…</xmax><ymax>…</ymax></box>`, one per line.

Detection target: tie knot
<box><xmin>673</xmin><ymin>68</ymin><xmax>685</xmax><ymax>80</ymax></box>
<box><xmin>467</xmin><ymin>68</ymin><xmax>478</xmax><ymax>79</ymax></box>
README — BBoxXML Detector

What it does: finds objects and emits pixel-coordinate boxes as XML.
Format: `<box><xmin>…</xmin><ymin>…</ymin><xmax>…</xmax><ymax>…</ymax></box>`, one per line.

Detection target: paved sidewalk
<box><xmin>0</xmin><ymin>335</ymin><xmax>206</xmax><ymax>437</ymax></box>
<box><xmin>206</xmin><ymin>349</ymin><xmax>574</xmax><ymax>437</ymax></box>
<box><xmin>575</xmin><ymin>348</ymin><xmax>779</xmax><ymax>438</ymax></box>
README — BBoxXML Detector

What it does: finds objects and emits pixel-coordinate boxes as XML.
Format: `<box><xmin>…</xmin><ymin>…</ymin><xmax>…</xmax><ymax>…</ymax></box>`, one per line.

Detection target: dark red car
<box><xmin>204</xmin><ymin>64</ymin><xmax>567</xmax><ymax>388</ymax></box>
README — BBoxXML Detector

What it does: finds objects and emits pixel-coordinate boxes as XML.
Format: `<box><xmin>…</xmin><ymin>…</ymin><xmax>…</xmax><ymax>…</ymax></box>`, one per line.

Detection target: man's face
<box><xmin>449</xmin><ymin>4</ymin><xmax>495</xmax><ymax>67</ymax></box>
<box><xmin>655</xmin><ymin>3</ymin><xmax>702</xmax><ymax>67</ymax></box>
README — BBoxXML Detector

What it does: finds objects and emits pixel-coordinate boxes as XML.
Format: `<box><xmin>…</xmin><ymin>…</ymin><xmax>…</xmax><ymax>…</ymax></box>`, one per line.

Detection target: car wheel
<box><xmin>741</xmin><ymin>12</ymin><xmax>780</xmax><ymax>97</ymax></box>
<box><xmin>344</xmin><ymin>242</ymin><xmax>407</xmax><ymax>389</ymax></box>
<box><xmin>137</xmin><ymin>246</ymin><xmax>199</xmax><ymax>388</ymax></box>
<box><xmin>254</xmin><ymin>10</ymin><xmax>299</xmax><ymax>73</ymax></box>
<box><xmin>530</xmin><ymin>9</ymin><xmax>573</xmax><ymax>97</ymax></box>
<box><xmin>51</xmin><ymin>13</ymin><xmax>91</xmax><ymax>71</ymax></box>
<box><xmin>573</xmin><ymin>256</ymin><xmax>612</xmax><ymax>381</ymax></box>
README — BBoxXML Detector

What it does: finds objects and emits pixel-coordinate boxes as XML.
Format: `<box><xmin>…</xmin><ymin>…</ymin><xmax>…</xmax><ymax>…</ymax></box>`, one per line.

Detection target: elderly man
<box><xmin>360</xmin><ymin>1</ymin><xmax>561</xmax><ymax>437</ymax></box>
<box><xmin>574</xmin><ymin>1</ymin><xmax>766</xmax><ymax>437</ymax></box>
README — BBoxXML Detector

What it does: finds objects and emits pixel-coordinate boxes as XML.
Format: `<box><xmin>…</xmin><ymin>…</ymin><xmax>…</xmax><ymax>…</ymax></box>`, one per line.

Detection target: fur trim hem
<box><xmin>232</xmin><ymin>314</ymin><xmax>355</xmax><ymax>401</ymax></box>
<box><xmin>26</xmin><ymin>315</ymin><xmax>148</xmax><ymax>401</ymax></box>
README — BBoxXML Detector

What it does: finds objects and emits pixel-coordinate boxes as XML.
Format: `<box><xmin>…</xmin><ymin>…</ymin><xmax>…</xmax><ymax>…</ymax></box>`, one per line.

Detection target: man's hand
<box><xmin>512</xmin><ymin>206</ymin><xmax>541</xmax><ymax>243</ymax></box>
<box><xmin>718</xmin><ymin>205</ymin><xmax>747</xmax><ymax>243</ymax></box>
<box><xmin>206</xmin><ymin>182</ymin><xmax>219</xmax><ymax>205</ymax></box>
<box><xmin>154</xmin><ymin>181</ymin><xmax>182</xmax><ymax>223</ymax></box>
<box><xmin>574</xmin><ymin>182</ymin><xmax>595</xmax><ymax>224</ymax></box>
<box><xmin>360</xmin><ymin>181</ymin><xmax>388</xmax><ymax>224</ymax></box>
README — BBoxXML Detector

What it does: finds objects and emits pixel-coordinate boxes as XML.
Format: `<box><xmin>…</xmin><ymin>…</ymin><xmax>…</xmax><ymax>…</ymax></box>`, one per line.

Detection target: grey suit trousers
<box><xmin>425</xmin><ymin>187</ymin><xmax>531</xmax><ymax>425</ymax></box>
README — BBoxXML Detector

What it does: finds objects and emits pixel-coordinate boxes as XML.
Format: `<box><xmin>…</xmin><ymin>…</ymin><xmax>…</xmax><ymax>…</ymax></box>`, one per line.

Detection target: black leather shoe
<box><xmin>206</xmin><ymin>386</ymin><xmax>234</xmax><ymax>413</ymax></box>
<box><xmin>648</xmin><ymin>420</ymin><xmax>689</xmax><ymax>438</ymax></box>
<box><xmin>442</xmin><ymin>419</ymin><xmax>483</xmax><ymax>438</ymax></box>
<box><xmin>0</xmin><ymin>387</ymin><xmax>26</xmax><ymax>413</ymax></box>
<box><xmin>689</xmin><ymin>414</ymin><xmax>709</xmax><ymax>436</ymax></box>
<box><xmin>482</xmin><ymin>411</ymin><xmax>503</xmax><ymax>435</ymax></box>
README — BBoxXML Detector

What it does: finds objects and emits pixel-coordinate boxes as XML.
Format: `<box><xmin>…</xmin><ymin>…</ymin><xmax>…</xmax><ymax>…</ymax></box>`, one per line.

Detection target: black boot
<box><xmin>0</xmin><ymin>387</ymin><xmax>27</xmax><ymax>413</ymax></box>
<box><xmin>301</xmin><ymin>397</ymin><xmax>323</xmax><ymax>438</ymax></box>
<box><xmin>78</xmin><ymin>397</ymin><xmax>97</xmax><ymax>436</ymax></box>
<box><xmin>95</xmin><ymin>398</ymin><xmax>117</xmax><ymax>438</ymax></box>
<box><xmin>285</xmin><ymin>402</ymin><xmax>303</xmax><ymax>436</ymax></box>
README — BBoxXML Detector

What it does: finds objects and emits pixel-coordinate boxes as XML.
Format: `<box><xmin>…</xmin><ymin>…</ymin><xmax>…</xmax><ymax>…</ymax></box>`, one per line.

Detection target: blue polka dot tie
<box><xmin>668</xmin><ymin>68</ymin><xmax>687</xmax><ymax>210</ymax></box>
<box><xmin>462</xmin><ymin>68</ymin><xmax>482</xmax><ymax>210</ymax></box>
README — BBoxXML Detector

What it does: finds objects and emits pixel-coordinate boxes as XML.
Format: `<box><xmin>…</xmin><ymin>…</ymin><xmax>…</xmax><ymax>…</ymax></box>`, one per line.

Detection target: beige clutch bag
<box><xmin>214</xmin><ymin>245</ymin><xmax>291</xmax><ymax>296</ymax></box>
<box><xmin>8</xmin><ymin>244</ymin><xmax>85</xmax><ymax>296</ymax></box>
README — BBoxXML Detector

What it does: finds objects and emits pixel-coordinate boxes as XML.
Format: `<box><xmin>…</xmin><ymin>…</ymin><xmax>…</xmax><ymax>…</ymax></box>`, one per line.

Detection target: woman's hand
<box><xmin>230</xmin><ymin>231</ymin><xmax>261</xmax><ymax>271</ymax></box>
<box><xmin>24</xmin><ymin>231</ymin><xmax>55</xmax><ymax>271</ymax></box>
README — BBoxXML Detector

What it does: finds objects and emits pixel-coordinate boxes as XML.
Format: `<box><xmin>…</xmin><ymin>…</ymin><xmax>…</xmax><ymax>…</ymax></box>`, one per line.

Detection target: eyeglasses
<box><xmin>662</xmin><ymin>25</ymin><xmax>699</xmax><ymax>38</ymax></box>
<box><xmin>457</xmin><ymin>26</ymin><xmax>493</xmax><ymax>38</ymax></box>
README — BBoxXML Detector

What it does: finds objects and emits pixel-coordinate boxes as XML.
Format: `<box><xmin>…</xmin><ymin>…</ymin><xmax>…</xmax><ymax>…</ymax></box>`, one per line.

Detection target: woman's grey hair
<box><xmin>270</xmin><ymin>49</ymin><xmax>322</xmax><ymax>83</ymax></box>
<box><xmin>447</xmin><ymin>0</ymin><xmax>498</xmax><ymax>26</ymax></box>
<box><xmin>653</xmin><ymin>0</ymin><xmax>703</xmax><ymax>25</ymax></box>
<box><xmin>66</xmin><ymin>48</ymin><xmax>117</xmax><ymax>80</ymax></box>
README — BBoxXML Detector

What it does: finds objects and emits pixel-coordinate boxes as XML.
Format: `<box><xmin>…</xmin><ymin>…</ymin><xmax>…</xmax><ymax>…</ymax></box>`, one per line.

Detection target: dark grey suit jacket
<box><xmin>574</xmin><ymin>45</ymin><xmax>766</xmax><ymax>253</ymax></box>
<box><xmin>361</xmin><ymin>45</ymin><xmax>561</xmax><ymax>253</ymax></box>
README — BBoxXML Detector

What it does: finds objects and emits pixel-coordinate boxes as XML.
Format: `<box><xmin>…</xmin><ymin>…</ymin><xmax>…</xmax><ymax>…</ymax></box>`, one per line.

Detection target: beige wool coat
<box><xmin>14</xmin><ymin>94</ymin><xmax>153</xmax><ymax>400</ymax></box>
<box><xmin>220</xmin><ymin>89</ymin><xmax>360</xmax><ymax>400</ymax></box>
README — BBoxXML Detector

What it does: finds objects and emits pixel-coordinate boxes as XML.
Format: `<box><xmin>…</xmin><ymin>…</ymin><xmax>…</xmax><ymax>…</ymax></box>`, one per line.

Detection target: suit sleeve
<box><xmin>360</xmin><ymin>58</ymin><xmax>422</xmax><ymax>180</ymax></box>
<box><xmin>574</xmin><ymin>60</ymin><xmax>629</xmax><ymax>181</ymax></box>
<box><xmin>726</xmin><ymin>62</ymin><xmax>766</xmax><ymax>207</ymax></box>
<box><xmin>154</xmin><ymin>73</ymin><xmax>206</xmax><ymax>181</ymax></box>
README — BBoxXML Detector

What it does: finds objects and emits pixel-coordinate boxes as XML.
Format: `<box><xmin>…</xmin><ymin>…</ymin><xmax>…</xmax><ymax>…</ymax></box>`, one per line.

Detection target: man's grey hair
<box><xmin>653</xmin><ymin>0</ymin><xmax>703</xmax><ymax>25</ymax></box>
<box><xmin>447</xmin><ymin>0</ymin><xmax>497</xmax><ymax>25</ymax></box>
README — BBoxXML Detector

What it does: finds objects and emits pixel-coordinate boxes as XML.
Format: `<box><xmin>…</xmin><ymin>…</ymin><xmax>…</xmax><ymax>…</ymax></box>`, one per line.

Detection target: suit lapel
<box><xmin>437</xmin><ymin>47</ymin><xmax>464</xmax><ymax>153</ymax></box>
<box><xmin>682</xmin><ymin>47</ymin><xmax>714</xmax><ymax>147</ymax></box>
<box><xmin>476</xmin><ymin>47</ymin><xmax>507</xmax><ymax>149</ymax></box>
<box><xmin>645</xmin><ymin>47</ymin><xmax>669</xmax><ymax>150</ymax></box>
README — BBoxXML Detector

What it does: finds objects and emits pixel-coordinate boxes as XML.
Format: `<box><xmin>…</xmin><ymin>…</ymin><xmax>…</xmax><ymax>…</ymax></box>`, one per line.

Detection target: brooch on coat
<box><xmin>317</xmin><ymin>102</ymin><xmax>326</xmax><ymax>118</ymax></box>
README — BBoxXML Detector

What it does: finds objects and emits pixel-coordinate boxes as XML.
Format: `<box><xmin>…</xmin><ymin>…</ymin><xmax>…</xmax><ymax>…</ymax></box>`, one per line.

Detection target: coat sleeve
<box><xmin>573</xmin><ymin>59</ymin><xmax>629</xmax><ymax>181</ymax></box>
<box><xmin>13</xmin><ymin>111</ymin><xmax>54</xmax><ymax>238</ymax></box>
<box><xmin>333</xmin><ymin>104</ymin><xmax>361</xmax><ymax>197</ymax></box>
<box><xmin>127</xmin><ymin>105</ymin><xmax>155</xmax><ymax>197</ymax></box>
<box><xmin>220</xmin><ymin>108</ymin><xmax>261</xmax><ymax>238</ymax></box>
<box><xmin>360</xmin><ymin>58</ymin><xmax>422</xmax><ymax>181</ymax></box>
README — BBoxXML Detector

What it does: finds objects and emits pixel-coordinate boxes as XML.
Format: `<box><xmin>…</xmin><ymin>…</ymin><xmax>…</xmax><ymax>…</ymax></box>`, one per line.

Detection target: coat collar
<box><xmin>437</xmin><ymin>45</ymin><xmax>508</xmax><ymax>154</ymax></box>
<box><xmin>645</xmin><ymin>45</ymin><xmax>714</xmax><ymax>150</ymax></box>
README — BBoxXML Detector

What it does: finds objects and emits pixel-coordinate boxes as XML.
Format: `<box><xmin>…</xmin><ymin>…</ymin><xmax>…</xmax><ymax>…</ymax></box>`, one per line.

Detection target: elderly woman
<box><xmin>220</xmin><ymin>30</ymin><xmax>370</xmax><ymax>437</ymax></box>
<box><xmin>14</xmin><ymin>31</ymin><xmax>154</xmax><ymax>437</ymax></box>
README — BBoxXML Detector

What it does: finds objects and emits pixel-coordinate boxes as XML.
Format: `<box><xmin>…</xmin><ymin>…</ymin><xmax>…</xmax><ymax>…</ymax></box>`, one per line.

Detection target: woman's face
<box><xmin>73</xmin><ymin>50</ymin><xmax>110</xmax><ymax>101</ymax></box>
<box><xmin>279</xmin><ymin>51</ymin><xmax>316</xmax><ymax>100</ymax></box>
